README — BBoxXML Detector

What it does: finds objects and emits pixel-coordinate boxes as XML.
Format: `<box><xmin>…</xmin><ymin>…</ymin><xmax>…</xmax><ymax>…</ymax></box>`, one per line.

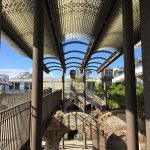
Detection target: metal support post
<box><xmin>31</xmin><ymin>0</ymin><xmax>44</xmax><ymax>149</ymax></box>
<box><xmin>83</xmin><ymin>69</ymin><xmax>87</xmax><ymax>149</ymax></box>
<box><xmin>140</xmin><ymin>1</ymin><xmax>150</xmax><ymax>149</ymax></box>
<box><xmin>122</xmin><ymin>0</ymin><xmax>139</xmax><ymax>150</ymax></box>
<box><xmin>0</xmin><ymin>0</ymin><xmax>2</xmax><ymax>46</ymax></box>
<box><xmin>103</xmin><ymin>69</ymin><xmax>108</xmax><ymax>108</ymax></box>
<box><xmin>62</xmin><ymin>70</ymin><xmax>65</xmax><ymax>112</ymax></box>
<box><xmin>61</xmin><ymin>69</ymin><xmax>65</xmax><ymax>149</ymax></box>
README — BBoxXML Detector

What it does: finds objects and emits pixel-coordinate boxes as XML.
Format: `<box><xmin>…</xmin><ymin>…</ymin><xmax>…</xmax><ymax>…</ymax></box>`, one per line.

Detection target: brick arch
<box><xmin>98</xmin><ymin>110</ymin><xmax>146</xmax><ymax>150</ymax></box>
<box><xmin>43</xmin><ymin>112</ymin><xmax>106</xmax><ymax>150</ymax></box>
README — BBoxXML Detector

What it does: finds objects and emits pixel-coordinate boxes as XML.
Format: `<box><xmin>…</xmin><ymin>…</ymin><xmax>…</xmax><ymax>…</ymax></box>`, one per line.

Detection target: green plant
<box><xmin>107</xmin><ymin>84</ymin><xmax>144</xmax><ymax>113</ymax></box>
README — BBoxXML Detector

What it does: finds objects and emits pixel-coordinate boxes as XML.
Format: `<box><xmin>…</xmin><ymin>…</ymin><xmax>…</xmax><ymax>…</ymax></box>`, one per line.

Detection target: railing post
<box><xmin>31</xmin><ymin>0</ymin><xmax>44</xmax><ymax>149</ymax></box>
<box><xmin>122</xmin><ymin>0</ymin><xmax>139</xmax><ymax>150</ymax></box>
<box><xmin>83</xmin><ymin>68</ymin><xmax>87</xmax><ymax>149</ymax></box>
<box><xmin>140</xmin><ymin>1</ymin><xmax>150</xmax><ymax>149</ymax></box>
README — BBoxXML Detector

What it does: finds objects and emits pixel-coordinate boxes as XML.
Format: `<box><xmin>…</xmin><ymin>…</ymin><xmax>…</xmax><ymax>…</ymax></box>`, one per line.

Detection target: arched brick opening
<box><xmin>98</xmin><ymin>110</ymin><xmax>146</xmax><ymax>150</ymax></box>
<box><xmin>106</xmin><ymin>132</ymin><xmax>127</xmax><ymax>150</ymax></box>
<box><xmin>66</xmin><ymin>104</ymin><xmax>80</xmax><ymax>112</ymax></box>
<box><xmin>43</xmin><ymin>112</ymin><xmax>106</xmax><ymax>150</ymax></box>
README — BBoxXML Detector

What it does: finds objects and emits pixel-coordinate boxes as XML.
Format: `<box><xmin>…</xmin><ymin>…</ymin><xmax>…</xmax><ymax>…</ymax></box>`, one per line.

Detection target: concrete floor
<box><xmin>59</xmin><ymin>140</ymin><xmax>93</xmax><ymax>150</ymax></box>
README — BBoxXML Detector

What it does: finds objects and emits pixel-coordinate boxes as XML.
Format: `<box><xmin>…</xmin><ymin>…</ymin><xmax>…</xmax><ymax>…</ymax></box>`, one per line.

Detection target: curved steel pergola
<box><xmin>66</xmin><ymin>62</ymin><xmax>82</xmax><ymax>66</ymax></box>
<box><xmin>89</xmin><ymin>57</ymin><xmax>107</xmax><ymax>61</ymax></box>
<box><xmin>87</xmin><ymin>62</ymin><xmax>102</xmax><ymax>65</ymax></box>
<box><xmin>85</xmin><ymin>69</ymin><xmax>97</xmax><ymax>72</ymax></box>
<box><xmin>66</xmin><ymin>66</ymin><xmax>81</xmax><ymax>69</ymax></box>
<box><xmin>49</xmin><ymin>69</ymin><xmax>62</xmax><ymax>72</ymax></box>
<box><xmin>47</xmin><ymin>66</ymin><xmax>62</xmax><ymax>69</ymax></box>
<box><xmin>44</xmin><ymin>62</ymin><xmax>61</xmax><ymax>66</ymax></box>
<box><xmin>64</xmin><ymin>50</ymin><xmax>86</xmax><ymax>55</ymax></box>
<box><xmin>86</xmin><ymin>66</ymin><xmax>99</xmax><ymax>69</ymax></box>
<box><xmin>93</xmin><ymin>50</ymin><xmax>114</xmax><ymax>55</ymax></box>
<box><xmin>65</xmin><ymin>57</ymin><xmax>83</xmax><ymax>62</ymax></box>
<box><xmin>62</xmin><ymin>41</ymin><xmax>90</xmax><ymax>47</ymax></box>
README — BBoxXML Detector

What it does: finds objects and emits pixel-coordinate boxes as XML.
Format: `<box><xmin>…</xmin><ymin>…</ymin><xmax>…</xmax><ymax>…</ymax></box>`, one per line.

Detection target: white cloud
<box><xmin>0</xmin><ymin>69</ymin><xmax>28</xmax><ymax>78</ymax></box>
<box><xmin>0</xmin><ymin>68</ymin><xmax>62</xmax><ymax>79</ymax></box>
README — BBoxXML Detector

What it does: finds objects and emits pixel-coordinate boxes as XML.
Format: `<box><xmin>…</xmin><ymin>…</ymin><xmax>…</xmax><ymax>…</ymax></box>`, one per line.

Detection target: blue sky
<box><xmin>0</xmin><ymin>39</ymin><xmax>142</xmax><ymax>78</ymax></box>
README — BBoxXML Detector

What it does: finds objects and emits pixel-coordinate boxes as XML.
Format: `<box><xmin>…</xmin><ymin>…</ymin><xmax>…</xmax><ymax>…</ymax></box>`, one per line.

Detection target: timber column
<box><xmin>140</xmin><ymin>0</ymin><xmax>150</xmax><ymax>149</ymax></box>
<box><xmin>83</xmin><ymin>69</ymin><xmax>87</xmax><ymax>149</ymax></box>
<box><xmin>122</xmin><ymin>0</ymin><xmax>139</xmax><ymax>150</ymax></box>
<box><xmin>31</xmin><ymin>0</ymin><xmax>44</xmax><ymax>149</ymax></box>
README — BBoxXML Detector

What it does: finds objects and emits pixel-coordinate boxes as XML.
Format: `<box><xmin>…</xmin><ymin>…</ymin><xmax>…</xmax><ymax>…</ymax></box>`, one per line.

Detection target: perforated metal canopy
<box><xmin>1</xmin><ymin>0</ymin><xmax>141</xmax><ymax>73</ymax></box>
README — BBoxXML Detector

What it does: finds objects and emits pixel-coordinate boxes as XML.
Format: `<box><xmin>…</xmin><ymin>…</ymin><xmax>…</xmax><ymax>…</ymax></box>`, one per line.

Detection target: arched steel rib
<box><xmin>87</xmin><ymin>62</ymin><xmax>102</xmax><ymax>65</ymax></box>
<box><xmin>66</xmin><ymin>62</ymin><xmax>82</xmax><ymax>66</ymax></box>
<box><xmin>48</xmin><ymin>66</ymin><xmax>62</xmax><ymax>69</ymax></box>
<box><xmin>62</xmin><ymin>41</ymin><xmax>90</xmax><ymax>47</ymax></box>
<box><xmin>49</xmin><ymin>69</ymin><xmax>62</xmax><ymax>72</ymax></box>
<box><xmin>85</xmin><ymin>69</ymin><xmax>97</xmax><ymax>72</ymax></box>
<box><xmin>89</xmin><ymin>57</ymin><xmax>107</xmax><ymax>61</ymax></box>
<box><xmin>65</xmin><ymin>57</ymin><xmax>83</xmax><ymax>61</ymax></box>
<box><xmin>66</xmin><ymin>66</ymin><xmax>81</xmax><ymax>69</ymax></box>
<box><xmin>93</xmin><ymin>50</ymin><xmax>114</xmax><ymax>55</ymax></box>
<box><xmin>45</xmin><ymin>62</ymin><xmax>61</xmax><ymax>66</ymax></box>
<box><xmin>64</xmin><ymin>50</ymin><xmax>86</xmax><ymax>55</ymax></box>
<box><xmin>86</xmin><ymin>66</ymin><xmax>99</xmax><ymax>69</ymax></box>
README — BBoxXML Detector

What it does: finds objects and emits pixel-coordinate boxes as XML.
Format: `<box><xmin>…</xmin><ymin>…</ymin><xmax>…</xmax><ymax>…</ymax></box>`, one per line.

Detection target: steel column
<box><xmin>31</xmin><ymin>0</ymin><xmax>44</xmax><ymax>149</ymax></box>
<box><xmin>103</xmin><ymin>69</ymin><xmax>108</xmax><ymax>107</ymax></box>
<box><xmin>122</xmin><ymin>1</ymin><xmax>139</xmax><ymax>150</ymax></box>
<box><xmin>140</xmin><ymin>1</ymin><xmax>150</xmax><ymax>149</ymax></box>
<box><xmin>0</xmin><ymin>0</ymin><xmax>2</xmax><ymax>45</ymax></box>
<box><xmin>62</xmin><ymin>69</ymin><xmax>65</xmax><ymax>111</ymax></box>
<box><xmin>83</xmin><ymin>69</ymin><xmax>86</xmax><ymax>113</ymax></box>
<box><xmin>61</xmin><ymin>70</ymin><xmax>65</xmax><ymax>149</ymax></box>
<box><xmin>83</xmin><ymin>69</ymin><xmax>87</xmax><ymax>149</ymax></box>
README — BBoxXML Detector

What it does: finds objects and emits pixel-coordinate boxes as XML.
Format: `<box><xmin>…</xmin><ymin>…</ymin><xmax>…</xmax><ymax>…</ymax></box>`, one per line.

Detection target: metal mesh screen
<box><xmin>51</xmin><ymin>0</ymin><xmax>111</xmax><ymax>41</ymax></box>
<box><xmin>2</xmin><ymin>0</ymin><xmax>59</xmax><ymax>58</ymax></box>
<box><xmin>95</xmin><ymin>0</ymin><xmax>140</xmax><ymax>52</ymax></box>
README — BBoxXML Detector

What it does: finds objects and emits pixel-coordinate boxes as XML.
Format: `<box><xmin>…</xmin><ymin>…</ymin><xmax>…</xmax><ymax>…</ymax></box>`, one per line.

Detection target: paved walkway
<box><xmin>59</xmin><ymin>140</ymin><xmax>92</xmax><ymax>150</ymax></box>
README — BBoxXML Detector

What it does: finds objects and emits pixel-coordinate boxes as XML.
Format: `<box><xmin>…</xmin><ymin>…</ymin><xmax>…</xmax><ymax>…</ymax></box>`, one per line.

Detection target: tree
<box><xmin>107</xmin><ymin>84</ymin><xmax>144</xmax><ymax>114</ymax></box>
<box><xmin>95</xmin><ymin>84</ymin><xmax>104</xmax><ymax>94</ymax></box>
<box><xmin>108</xmin><ymin>84</ymin><xmax>125</xmax><ymax>109</ymax></box>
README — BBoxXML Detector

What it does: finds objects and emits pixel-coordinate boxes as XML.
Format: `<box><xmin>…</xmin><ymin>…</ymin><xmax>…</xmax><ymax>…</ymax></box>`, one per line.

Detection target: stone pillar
<box><xmin>83</xmin><ymin>69</ymin><xmax>87</xmax><ymax>149</ymax></box>
<box><xmin>140</xmin><ymin>1</ymin><xmax>150</xmax><ymax>149</ymax></box>
<box><xmin>30</xmin><ymin>0</ymin><xmax>44</xmax><ymax>149</ymax></box>
<box><xmin>122</xmin><ymin>0</ymin><xmax>139</xmax><ymax>150</ymax></box>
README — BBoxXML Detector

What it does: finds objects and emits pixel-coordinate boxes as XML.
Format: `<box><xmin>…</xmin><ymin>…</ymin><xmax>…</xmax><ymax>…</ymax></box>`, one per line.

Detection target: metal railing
<box><xmin>0</xmin><ymin>89</ymin><xmax>61</xmax><ymax>150</ymax></box>
<box><xmin>0</xmin><ymin>92</ymin><xmax>31</xmax><ymax>111</ymax></box>
<box><xmin>0</xmin><ymin>101</ymin><xmax>31</xmax><ymax>150</ymax></box>
<box><xmin>0</xmin><ymin>89</ymin><xmax>52</xmax><ymax>111</ymax></box>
